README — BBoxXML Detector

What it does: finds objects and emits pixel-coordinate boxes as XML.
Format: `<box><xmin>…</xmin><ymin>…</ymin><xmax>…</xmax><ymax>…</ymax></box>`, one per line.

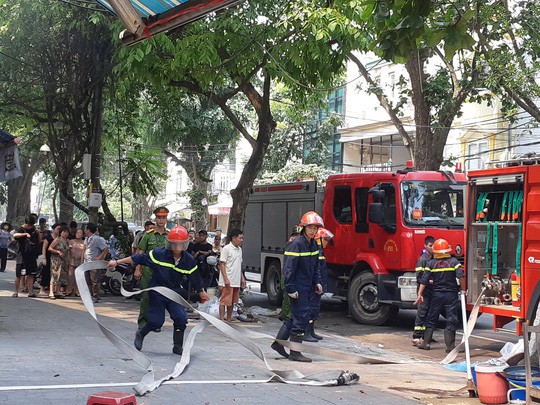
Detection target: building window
<box><xmin>467</xmin><ymin>140</ymin><xmax>489</xmax><ymax>170</ymax></box>
<box><xmin>304</xmin><ymin>88</ymin><xmax>344</xmax><ymax>171</ymax></box>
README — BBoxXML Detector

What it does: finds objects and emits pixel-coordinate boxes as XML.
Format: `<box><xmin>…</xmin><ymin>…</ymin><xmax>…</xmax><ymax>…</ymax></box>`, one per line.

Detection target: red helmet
<box><xmin>168</xmin><ymin>226</ymin><xmax>189</xmax><ymax>243</ymax></box>
<box><xmin>433</xmin><ymin>239</ymin><xmax>452</xmax><ymax>254</ymax></box>
<box><xmin>300</xmin><ymin>211</ymin><xmax>324</xmax><ymax>227</ymax></box>
<box><xmin>315</xmin><ymin>228</ymin><xmax>334</xmax><ymax>239</ymax></box>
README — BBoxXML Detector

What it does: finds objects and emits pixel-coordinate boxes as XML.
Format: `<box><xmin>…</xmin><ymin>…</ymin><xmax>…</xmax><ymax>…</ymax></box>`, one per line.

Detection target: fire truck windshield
<box><xmin>401</xmin><ymin>181</ymin><xmax>466</xmax><ymax>228</ymax></box>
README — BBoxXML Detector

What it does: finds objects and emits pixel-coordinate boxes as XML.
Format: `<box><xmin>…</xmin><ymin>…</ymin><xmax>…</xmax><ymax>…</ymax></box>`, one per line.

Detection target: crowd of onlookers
<box><xmin>2</xmin><ymin>212</ymin><xmax>229</xmax><ymax>303</ymax></box>
<box><xmin>5</xmin><ymin>214</ymin><xmax>104</xmax><ymax>300</ymax></box>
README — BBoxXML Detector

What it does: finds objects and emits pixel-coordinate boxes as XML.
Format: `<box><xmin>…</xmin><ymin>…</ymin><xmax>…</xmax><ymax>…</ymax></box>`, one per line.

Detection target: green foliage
<box><xmin>257</xmin><ymin>163</ymin><xmax>333</xmax><ymax>187</ymax></box>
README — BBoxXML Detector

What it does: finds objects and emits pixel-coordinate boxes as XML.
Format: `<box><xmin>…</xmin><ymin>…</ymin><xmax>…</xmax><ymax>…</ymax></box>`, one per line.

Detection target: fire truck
<box><xmin>465</xmin><ymin>156</ymin><xmax>540</xmax><ymax>335</ymax></box>
<box><xmin>242</xmin><ymin>163</ymin><xmax>467</xmax><ymax>325</ymax></box>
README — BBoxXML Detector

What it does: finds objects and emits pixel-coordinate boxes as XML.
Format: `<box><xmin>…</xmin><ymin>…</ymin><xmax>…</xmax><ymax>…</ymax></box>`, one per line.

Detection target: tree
<box><xmin>294</xmin><ymin>0</ymin><xmax>488</xmax><ymax>170</ymax></box>
<box><xmin>0</xmin><ymin>0</ymin><xmax>167</xmax><ymax>225</ymax></box>
<box><xmin>261</xmin><ymin>89</ymin><xmax>342</xmax><ymax>175</ymax></box>
<box><xmin>113</xmin><ymin>0</ymin><xmax>346</xmax><ymax>228</ymax></box>
<box><xmin>139</xmin><ymin>89</ymin><xmax>239</xmax><ymax>230</ymax></box>
<box><xmin>0</xmin><ymin>0</ymin><xmax>115</xmax><ymax>222</ymax></box>
<box><xmin>478</xmin><ymin>1</ymin><xmax>540</xmax><ymax>125</ymax></box>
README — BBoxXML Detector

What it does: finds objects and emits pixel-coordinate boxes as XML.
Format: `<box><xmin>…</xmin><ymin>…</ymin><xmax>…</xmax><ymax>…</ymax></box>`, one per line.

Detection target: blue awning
<box><xmin>97</xmin><ymin>0</ymin><xmax>189</xmax><ymax>20</ymax></box>
<box><xmin>96</xmin><ymin>0</ymin><xmax>243</xmax><ymax>44</ymax></box>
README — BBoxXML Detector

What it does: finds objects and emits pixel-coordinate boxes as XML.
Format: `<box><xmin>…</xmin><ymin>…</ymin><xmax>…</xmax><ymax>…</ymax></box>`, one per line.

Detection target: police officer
<box><xmin>271</xmin><ymin>211</ymin><xmax>323</xmax><ymax>362</ymax></box>
<box><xmin>414</xmin><ymin>238</ymin><xmax>465</xmax><ymax>352</ymax></box>
<box><xmin>108</xmin><ymin>226</ymin><xmax>209</xmax><ymax>355</ymax></box>
<box><xmin>136</xmin><ymin>207</ymin><xmax>169</xmax><ymax>331</ymax></box>
<box><xmin>412</xmin><ymin>235</ymin><xmax>435</xmax><ymax>346</ymax></box>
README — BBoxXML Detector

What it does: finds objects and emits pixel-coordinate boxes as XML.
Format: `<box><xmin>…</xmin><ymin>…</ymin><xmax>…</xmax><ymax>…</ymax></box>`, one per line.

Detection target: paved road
<box><xmin>0</xmin><ymin>262</ymin><xmax>421</xmax><ymax>405</ymax></box>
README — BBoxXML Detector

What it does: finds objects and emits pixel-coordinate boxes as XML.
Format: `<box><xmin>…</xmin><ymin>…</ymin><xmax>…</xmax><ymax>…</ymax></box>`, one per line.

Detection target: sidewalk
<box><xmin>0</xmin><ymin>261</ymin><xmax>473</xmax><ymax>404</ymax></box>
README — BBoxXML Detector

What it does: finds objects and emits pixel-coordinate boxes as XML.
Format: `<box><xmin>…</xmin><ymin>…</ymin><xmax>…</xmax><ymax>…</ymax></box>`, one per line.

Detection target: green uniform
<box><xmin>137</xmin><ymin>229</ymin><xmax>168</xmax><ymax>329</ymax></box>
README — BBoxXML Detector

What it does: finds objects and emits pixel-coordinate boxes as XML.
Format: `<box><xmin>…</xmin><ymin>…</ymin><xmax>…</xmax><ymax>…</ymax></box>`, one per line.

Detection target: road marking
<box><xmin>0</xmin><ymin>380</ymin><xmax>273</xmax><ymax>392</ymax></box>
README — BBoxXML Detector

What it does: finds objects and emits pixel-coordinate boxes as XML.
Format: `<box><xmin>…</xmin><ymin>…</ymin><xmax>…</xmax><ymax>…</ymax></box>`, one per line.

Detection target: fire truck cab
<box><xmin>243</xmin><ymin>164</ymin><xmax>467</xmax><ymax>325</ymax></box>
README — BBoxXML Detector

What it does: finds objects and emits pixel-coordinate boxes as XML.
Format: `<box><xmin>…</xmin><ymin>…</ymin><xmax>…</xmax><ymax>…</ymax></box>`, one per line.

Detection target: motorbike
<box><xmin>100</xmin><ymin>262</ymin><xmax>139</xmax><ymax>296</ymax></box>
<box><xmin>7</xmin><ymin>239</ymin><xmax>18</xmax><ymax>260</ymax></box>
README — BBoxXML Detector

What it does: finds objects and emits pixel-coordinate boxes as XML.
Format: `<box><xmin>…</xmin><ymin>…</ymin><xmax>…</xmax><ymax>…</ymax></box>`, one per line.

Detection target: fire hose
<box><xmin>76</xmin><ymin>261</ymin><xmax>400</xmax><ymax>396</ymax></box>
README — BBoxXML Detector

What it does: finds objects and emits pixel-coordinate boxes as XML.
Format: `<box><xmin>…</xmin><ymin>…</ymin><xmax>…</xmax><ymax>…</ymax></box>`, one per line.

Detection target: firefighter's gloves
<box><xmin>288</xmin><ymin>291</ymin><xmax>299</xmax><ymax>299</ymax></box>
<box><xmin>315</xmin><ymin>283</ymin><xmax>323</xmax><ymax>295</ymax></box>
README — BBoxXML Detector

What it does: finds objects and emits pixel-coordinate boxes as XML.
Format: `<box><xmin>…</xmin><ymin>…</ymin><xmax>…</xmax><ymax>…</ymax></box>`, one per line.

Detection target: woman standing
<box><xmin>48</xmin><ymin>225</ymin><xmax>70</xmax><ymax>299</ymax></box>
<box><xmin>39</xmin><ymin>224</ymin><xmax>59</xmax><ymax>297</ymax></box>
<box><xmin>0</xmin><ymin>222</ymin><xmax>12</xmax><ymax>272</ymax></box>
<box><xmin>66</xmin><ymin>229</ymin><xmax>84</xmax><ymax>296</ymax></box>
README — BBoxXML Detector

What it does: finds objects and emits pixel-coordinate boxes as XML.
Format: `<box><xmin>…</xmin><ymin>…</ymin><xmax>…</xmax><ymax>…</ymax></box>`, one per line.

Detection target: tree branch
<box><xmin>347</xmin><ymin>51</ymin><xmax>413</xmax><ymax>150</ymax></box>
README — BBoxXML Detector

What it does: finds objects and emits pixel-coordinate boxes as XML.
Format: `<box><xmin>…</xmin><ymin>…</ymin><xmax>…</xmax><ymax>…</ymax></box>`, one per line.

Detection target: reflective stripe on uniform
<box><xmin>284</xmin><ymin>250</ymin><xmax>319</xmax><ymax>257</ymax></box>
<box><xmin>415</xmin><ymin>266</ymin><xmax>425</xmax><ymax>272</ymax></box>
<box><xmin>149</xmin><ymin>250</ymin><xmax>197</xmax><ymax>274</ymax></box>
<box><xmin>414</xmin><ymin>325</ymin><xmax>426</xmax><ymax>331</ymax></box>
<box><xmin>429</xmin><ymin>265</ymin><xmax>461</xmax><ymax>273</ymax></box>
<box><xmin>319</xmin><ymin>255</ymin><xmax>325</xmax><ymax>260</ymax></box>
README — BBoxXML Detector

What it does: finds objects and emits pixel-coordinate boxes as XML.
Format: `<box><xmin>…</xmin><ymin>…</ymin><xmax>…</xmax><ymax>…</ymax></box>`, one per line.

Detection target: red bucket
<box><xmin>475</xmin><ymin>362</ymin><xmax>509</xmax><ymax>404</ymax></box>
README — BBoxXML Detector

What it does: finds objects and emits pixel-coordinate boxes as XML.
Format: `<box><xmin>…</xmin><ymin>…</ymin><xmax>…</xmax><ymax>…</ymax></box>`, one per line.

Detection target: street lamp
<box><xmin>39</xmin><ymin>144</ymin><xmax>51</xmax><ymax>154</ymax></box>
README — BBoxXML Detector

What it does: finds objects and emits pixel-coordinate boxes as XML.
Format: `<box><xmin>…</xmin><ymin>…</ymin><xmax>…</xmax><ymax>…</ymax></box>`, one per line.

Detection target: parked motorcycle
<box><xmin>101</xmin><ymin>262</ymin><xmax>139</xmax><ymax>296</ymax></box>
<box><xmin>7</xmin><ymin>239</ymin><xmax>18</xmax><ymax>260</ymax></box>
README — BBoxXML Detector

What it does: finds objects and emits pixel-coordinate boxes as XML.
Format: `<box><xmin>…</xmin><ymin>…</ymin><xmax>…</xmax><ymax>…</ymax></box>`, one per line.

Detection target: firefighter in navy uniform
<box><xmin>108</xmin><ymin>226</ymin><xmax>209</xmax><ymax>355</ymax></box>
<box><xmin>270</xmin><ymin>211</ymin><xmax>323</xmax><ymax>362</ymax></box>
<box><xmin>412</xmin><ymin>235</ymin><xmax>435</xmax><ymax>346</ymax></box>
<box><xmin>414</xmin><ymin>238</ymin><xmax>465</xmax><ymax>353</ymax></box>
<box><xmin>304</xmin><ymin>227</ymin><xmax>334</xmax><ymax>342</ymax></box>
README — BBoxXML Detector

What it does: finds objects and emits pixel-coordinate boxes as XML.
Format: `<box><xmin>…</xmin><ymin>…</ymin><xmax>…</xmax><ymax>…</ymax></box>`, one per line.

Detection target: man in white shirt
<box><xmin>218</xmin><ymin>228</ymin><xmax>246</xmax><ymax>322</ymax></box>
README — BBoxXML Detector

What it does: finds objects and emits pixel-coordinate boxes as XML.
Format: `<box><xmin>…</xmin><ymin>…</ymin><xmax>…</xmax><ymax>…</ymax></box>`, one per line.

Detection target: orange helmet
<box><xmin>167</xmin><ymin>226</ymin><xmax>189</xmax><ymax>243</ymax></box>
<box><xmin>315</xmin><ymin>228</ymin><xmax>334</xmax><ymax>239</ymax></box>
<box><xmin>300</xmin><ymin>211</ymin><xmax>324</xmax><ymax>227</ymax></box>
<box><xmin>433</xmin><ymin>238</ymin><xmax>452</xmax><ymax>254</ymax></box>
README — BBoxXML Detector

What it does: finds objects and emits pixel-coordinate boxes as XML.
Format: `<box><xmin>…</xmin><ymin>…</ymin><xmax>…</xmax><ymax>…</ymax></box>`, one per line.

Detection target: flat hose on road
<box><xmin>76</xmin><ymin>261</ymin><xmax>396</xmax><ymax>396</ymax></box>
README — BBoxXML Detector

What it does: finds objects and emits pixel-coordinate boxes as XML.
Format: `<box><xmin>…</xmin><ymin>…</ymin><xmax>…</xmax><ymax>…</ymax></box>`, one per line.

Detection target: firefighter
<box><xmin>412</xmin><ymin>235</ymin><xmax>435</xmax><ymax>346</ymax></box>
<box><xmin>270</xmin><ymin>211</ymin><xmax>323</xmax><ymax>362</ymax></box>
<box><xmin>414</xmin><ymin>238</ymin><xmax>465</xmax><ymax>352</ymax></box>
<box><xmin>304</xmin><ymin>227</ymin><xmax>334</xmax><ymax>342</ymax></box>
<box><xmin>107</xmin><ymin>226</ymin><xmax>209</xmax><ymax>355</ymax></box>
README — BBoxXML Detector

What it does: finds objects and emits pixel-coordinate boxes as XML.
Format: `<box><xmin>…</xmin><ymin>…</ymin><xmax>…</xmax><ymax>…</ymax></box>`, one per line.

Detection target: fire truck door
<box><xmin>369</xmin><ymin>183</ymin><xmax>400</xmax><ymax>270</ymax></box>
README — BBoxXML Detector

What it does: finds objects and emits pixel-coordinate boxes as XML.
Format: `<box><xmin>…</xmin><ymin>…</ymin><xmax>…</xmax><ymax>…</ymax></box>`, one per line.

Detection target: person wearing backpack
<box><xmin>413</xmin><ymin>238</ymin><xmax>465</xmax><ymax>353</ymax></box>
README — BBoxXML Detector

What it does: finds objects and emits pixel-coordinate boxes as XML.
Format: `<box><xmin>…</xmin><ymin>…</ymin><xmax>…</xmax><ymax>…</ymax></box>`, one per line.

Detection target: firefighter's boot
<box><xmin>418</xmin><ymin>328</ymin><xmax>434</xmax><ymax>350</ymax></box>
<box><xmin>289</xmin><ymin>334</ymin><xmax>312</xmax><ymax>363</ymax></box>
<box><xmin>303</xmin><ymin>321</ymin><xmax>318</xmax><ymax>342</ymax></box>
<box><xmin>271</xmin><ymin>324</ymin><xmax>290</xmax><ymax>358</ymax></box>
<box><xmin>309</xmin><ymin>320</ymin><xmax>323</xmax><ymax>340</ymax></box>
<box><xmin>134</xmin><ymin>326</ymin><xmax>149</xmax><ymax>351</ymax></box>
<box><xmin>444</xmin><ymin>329</ymin><xmax>456</xmax><ymax>353</ymax></box>
<box><xmin>173</xmin><ymin>328</ymin><xmax>185</xmax><ymax>355</ymax></box>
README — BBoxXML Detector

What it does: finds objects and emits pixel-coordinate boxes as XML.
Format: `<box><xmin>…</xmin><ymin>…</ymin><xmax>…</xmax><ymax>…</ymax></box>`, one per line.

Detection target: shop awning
<box><xmin>208</xmin><ymin>202</ymin><xmax>231</xmax><ymax>216</ymax></box>
<box><xmin>96</xmin><ymin>0</ymin><xmax>243</xmax><ymax>45</ymax></box>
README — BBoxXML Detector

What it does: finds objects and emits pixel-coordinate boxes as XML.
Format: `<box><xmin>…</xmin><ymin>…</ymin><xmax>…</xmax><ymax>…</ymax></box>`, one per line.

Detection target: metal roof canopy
<box><xmin>97</xmin><ymin>0</ymin><xmax>243</xmax><ymax>45</ymax></box>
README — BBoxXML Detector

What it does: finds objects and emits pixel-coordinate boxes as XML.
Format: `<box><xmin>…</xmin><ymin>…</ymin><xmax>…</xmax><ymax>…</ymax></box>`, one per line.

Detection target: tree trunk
<box><xmin>6</xmin><ymin>154</ymin><xmax>41</xmax><ymax>223</ymax></box>
<box><xmin>229</xmin><ymin>82</ymin><xmax>275</xmax><ymax>229</ymax></box>
<box><xmin>405</xmin><ymin>52</ymin><xmax>442</xmax><ymax>171</ymax></box>
<box><xmin>58</xmin><ymin>173</ymin><xmax>74</xmax><ymax>222</ymax></box>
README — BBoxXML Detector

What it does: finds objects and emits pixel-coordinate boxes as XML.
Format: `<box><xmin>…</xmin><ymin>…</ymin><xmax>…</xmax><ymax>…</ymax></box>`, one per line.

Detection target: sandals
<box><xmin>49</xmin><ymin>295</ymin><xmax>56</xmax><ymax>300</ymax></box>
<box><xmin>12</xmin><ymin>293</ymin><xmax>18</xmax><ymax>298</ymax></box>
<box><xmin>27</xmin><ymin>293</ymin><xmax>36</xmax><ymax>298</ymax></box>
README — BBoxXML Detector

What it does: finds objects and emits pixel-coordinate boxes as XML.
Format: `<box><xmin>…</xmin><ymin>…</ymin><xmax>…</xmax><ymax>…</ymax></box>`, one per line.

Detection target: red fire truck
<box><xmin>465</xmin><ymin>157</ymin><xmax>540</xmax><ymax>335</ymax></box>
<box><xmin>242</xmin><ymin>163</ymin><xmax>467</xmax><ymax>325</ymax></box>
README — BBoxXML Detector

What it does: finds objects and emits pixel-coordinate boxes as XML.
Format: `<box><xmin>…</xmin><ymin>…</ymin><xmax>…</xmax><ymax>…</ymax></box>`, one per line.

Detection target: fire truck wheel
<box><xmin>348</xmin><ymin>272</ymin><xmax>398</xmax><ymax>326</ymax></box>
<box><xmin>265</xmin><ymin>260</ymin><xmax>282</xmax><ymax>306</ymax></box>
